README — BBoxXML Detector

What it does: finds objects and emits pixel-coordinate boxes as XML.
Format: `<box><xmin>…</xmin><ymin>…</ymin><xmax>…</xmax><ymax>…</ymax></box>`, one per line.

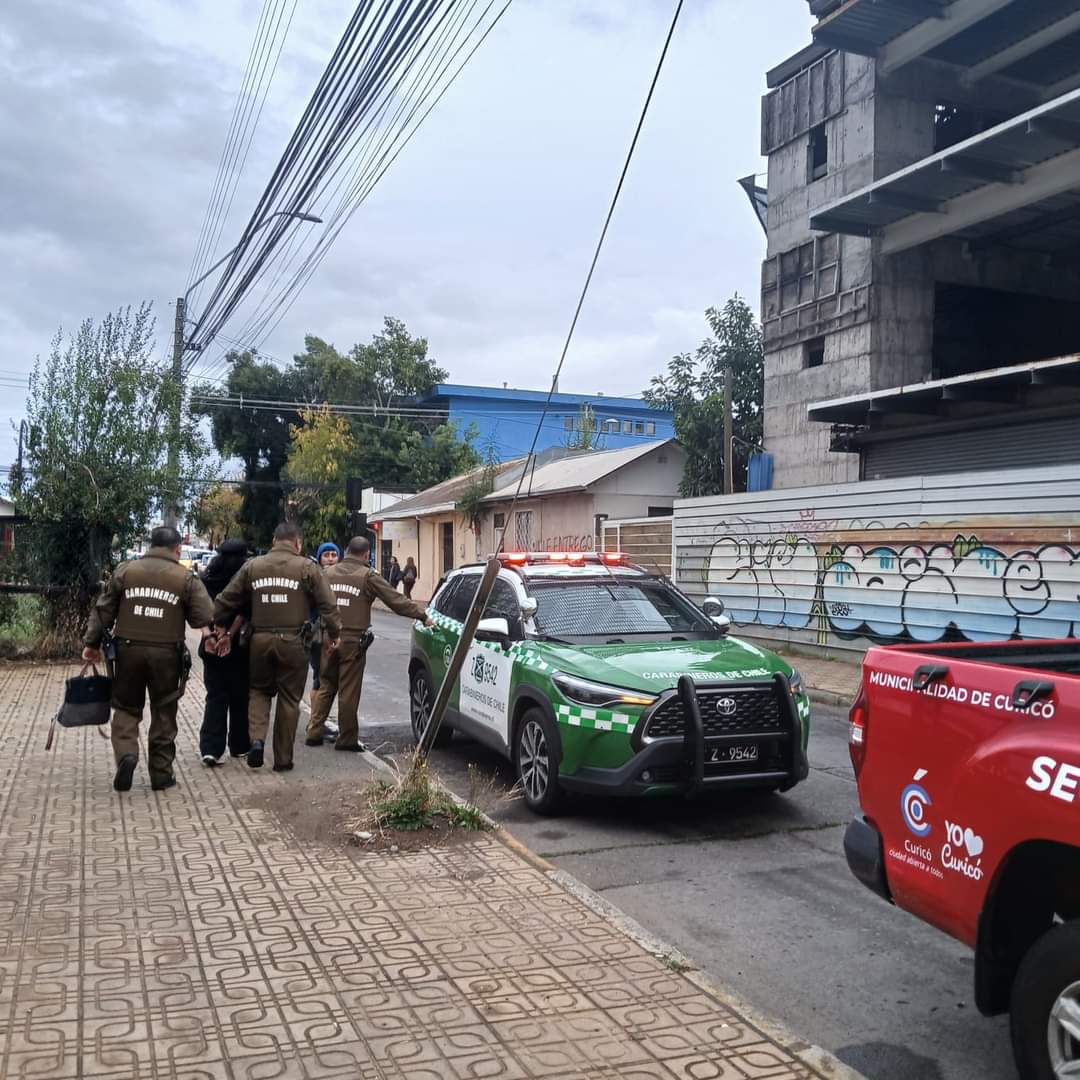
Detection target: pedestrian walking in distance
<box><xmin>402</xmin><ymin>555</ymin><xmax>418</xmax><ymax>599</ymax></box>
<box><xmin>212</xmin><ymin>522</ymin><xmax>341</xmax><ymax>771</ymax></box>
<box><xmin>388</xmin><ymin>555</ymin><xmax>403</xmax><ymax>590</ymax></box>
<box><xmin>82</xmin><ymin>525</ymin><xmax>213</xmax><ymax>793</ymax></box>
<box><xmin>306</xmin><ymin>536</ymin><xmax>432</xmax><ymax>752</ymax></box>
<box><xmin>198</xmin><ymin>539</ymin><xmax>252</xmax><ymax>766</ymax></box>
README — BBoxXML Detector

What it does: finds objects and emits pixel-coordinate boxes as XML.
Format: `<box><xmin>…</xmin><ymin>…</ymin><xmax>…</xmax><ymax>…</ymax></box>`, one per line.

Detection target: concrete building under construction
<box><xmin>758</xmin><ymin>0</ymin><xmax>1080</xmax><ymax>487</ymax></box>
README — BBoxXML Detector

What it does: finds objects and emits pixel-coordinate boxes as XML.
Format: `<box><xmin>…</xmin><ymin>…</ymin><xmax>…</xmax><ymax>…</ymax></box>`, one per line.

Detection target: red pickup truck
<box><xmin>844</xmin><ymin>639</ymin><xmax>1080</xmax><ymax>1080</ymax></box>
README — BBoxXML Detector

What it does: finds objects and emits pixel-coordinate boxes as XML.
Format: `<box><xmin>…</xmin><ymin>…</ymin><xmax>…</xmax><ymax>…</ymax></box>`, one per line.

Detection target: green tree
<box><xmin>643</xmin><ymin>296</ymin><xmax>764</xmax><ymax>497</ymax></box>
<box><xmin>8</xmin><ymin>304</ymin><xmax>206</xmax><ymax>649</ymax></box>
<box><xmin>284</xmin><ymin>405</ymin><xmax>356</xmax><ymax>545</ymax></box>
<box><xmin>564</xmin><ymin>402</ymin><xmax>605</xmax><ymax>451</ymax></box>
<box><xmin>191</xmin><ymin>484</ymin><xmax>244</xmax><ymax>548</ymax></box>
<box><xmin>194</xmin><ymin>319</ymin><xmax>458</xmax><ymax>544</ymax></box>
<box><xmin>191</xmin><ymin>351</ymin><xmax>301</xmax><ymax>546</ymax></box>
<box><xmin>398</xmin><ymin>421</ymin><xmax>481</xmax><ymax>491</ymax></box>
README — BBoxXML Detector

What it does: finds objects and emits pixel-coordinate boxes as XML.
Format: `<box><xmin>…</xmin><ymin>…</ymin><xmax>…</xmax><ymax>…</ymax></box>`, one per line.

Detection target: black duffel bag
<box><xmin>46</xmin><ymin>663</ymin><xmax>112</xmax><ymax>749</ymax></box>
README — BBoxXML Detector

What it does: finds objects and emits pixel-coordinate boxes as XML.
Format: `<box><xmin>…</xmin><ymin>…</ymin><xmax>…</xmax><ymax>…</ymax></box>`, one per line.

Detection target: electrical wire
<box><xmin>243</xmin><ymin>0</ymin><xmax>512</xmax><ymax>352</ymax></box>
<box><xmin>184</xmin><ymin>0</ymin><xmax>511</xmax><ymax>362</ymax></box>
<box><xmin>185</xmin><ymin>0</ymin><xmax>298</xmax><ymax>315</ymax></box>
<box><xmin>492</xmin><ymin>0</ymin><xmax>684</xmax><ymax>554</ymax></box>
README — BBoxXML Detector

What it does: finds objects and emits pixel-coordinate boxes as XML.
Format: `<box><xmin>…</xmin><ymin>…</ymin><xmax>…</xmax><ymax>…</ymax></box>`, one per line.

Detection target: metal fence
<box><xmin>601</xmin><ymin>516</ymin><xmax>673</xmax><ymax>578</ymax></box>
<box><xmin>672</xmin><ymin>464</ymin><xmax>1080</xmax><ymax>658</ymax></box>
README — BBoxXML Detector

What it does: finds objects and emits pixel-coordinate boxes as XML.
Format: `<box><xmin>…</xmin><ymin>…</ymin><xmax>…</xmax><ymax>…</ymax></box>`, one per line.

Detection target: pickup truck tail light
<box><xmin>848</xmin><ymin>684</ymin><xmax>869</xmax><ymax>777</ymax></box>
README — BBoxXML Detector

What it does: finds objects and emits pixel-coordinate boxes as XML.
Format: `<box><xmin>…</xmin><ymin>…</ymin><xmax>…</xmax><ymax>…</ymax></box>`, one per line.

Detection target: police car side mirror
<box><xmin>519</xmin><ymin>597</ymin><xmax>538</xmax><ymax>619</ymax></box>
<box><xmin>475</xmin><ymin>617</ymin><xmax>511</xmax><ymax>648</ymax></box>
<box><xmin>702</xmin><ymin>597</ymin><xmax>730</xmax><ymax>636</ymax></box>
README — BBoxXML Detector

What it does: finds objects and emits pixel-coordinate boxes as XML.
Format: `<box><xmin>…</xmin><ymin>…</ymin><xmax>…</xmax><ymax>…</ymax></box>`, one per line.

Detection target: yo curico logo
<box><xmin>901</xmin><ymin>769</ymin><xmax>933</xmax><ymax>837</ymax></box>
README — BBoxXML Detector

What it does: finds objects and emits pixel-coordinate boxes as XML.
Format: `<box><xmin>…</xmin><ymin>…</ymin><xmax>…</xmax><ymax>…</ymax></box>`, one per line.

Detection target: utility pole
<box><xmin>164</xmin><ymin>296</ymin><xmax>185</xmax><ymax>529</ymax></box>
<box><xmin>723</xmin><ymin>365</ymin><xmax>734</xmax><ymax>496</ymax></box>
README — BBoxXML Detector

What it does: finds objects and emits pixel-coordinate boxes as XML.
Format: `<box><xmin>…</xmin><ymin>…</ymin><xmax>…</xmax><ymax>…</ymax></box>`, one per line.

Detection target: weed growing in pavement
<box><xmin>660</xmin><ymin>953</ymin><xmax>693</xmax><ymax>973</ymax></box>
<box><xmin>366</xmin><ymin>754</ymin><xmax>491</xmax><ymax>835</ymax></box>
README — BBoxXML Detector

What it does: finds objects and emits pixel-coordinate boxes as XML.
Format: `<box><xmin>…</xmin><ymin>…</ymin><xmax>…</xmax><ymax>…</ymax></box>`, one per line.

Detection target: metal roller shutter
<box><xmin>863</xmin><ymin>416</ymin><xmax>1080</xmax><ymax>480</ymax></box>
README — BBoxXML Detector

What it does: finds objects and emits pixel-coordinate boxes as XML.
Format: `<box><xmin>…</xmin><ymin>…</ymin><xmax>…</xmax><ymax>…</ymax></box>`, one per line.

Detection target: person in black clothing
<box><xmin>198</xmin><ymin>539</ymin><xmax>252</xmax><ymax>765</ymax></box>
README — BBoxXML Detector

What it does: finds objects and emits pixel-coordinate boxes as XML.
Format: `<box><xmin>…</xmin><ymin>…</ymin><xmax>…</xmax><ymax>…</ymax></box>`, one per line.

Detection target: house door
<box><xmin>381</xmin><ymin>539</ymin><xmax>392</xmax><ymax>577</ymax></box>
<box><xmin>441</xmin><ymin>521</ymin><xmax>454</xmax><ymax>573</ymax></box>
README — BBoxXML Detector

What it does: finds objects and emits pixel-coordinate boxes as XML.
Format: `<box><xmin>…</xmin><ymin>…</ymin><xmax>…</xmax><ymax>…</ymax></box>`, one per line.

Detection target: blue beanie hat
<box><xmin>316</xmin><ymin>542</ymin><xmax>341</xmax><ymax>562</ymax></box>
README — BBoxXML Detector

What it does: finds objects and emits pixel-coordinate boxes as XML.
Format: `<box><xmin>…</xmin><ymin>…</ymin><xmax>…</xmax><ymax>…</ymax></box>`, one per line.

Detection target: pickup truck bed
<box><xmin>844</xmin><ymin>638</ymin><xmax>1080</xmax><ymax>1080</ymax></box>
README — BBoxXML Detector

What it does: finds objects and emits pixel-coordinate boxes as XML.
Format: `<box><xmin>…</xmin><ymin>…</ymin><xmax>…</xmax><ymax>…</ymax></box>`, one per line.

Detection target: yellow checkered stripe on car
<box><xmin>555</xmin><ymin>703</ymin><xmax>636</xmax><ymax>734</ymax></box>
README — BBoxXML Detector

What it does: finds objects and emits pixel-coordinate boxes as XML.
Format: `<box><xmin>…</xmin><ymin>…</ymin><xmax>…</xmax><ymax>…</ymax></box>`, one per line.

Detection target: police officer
<box><xmin>82</xmin><ymin>525</ymin><xmax>214</xmax><ymax>793</ymax></box>
<box><xmin>306</xmin><ymin>535</ymin><xmax>432</xmax><ymax>752</ymax></box>
<box><xmin>212</xmin><ymin>521</ymin><xmax>341</xmax><ymax>771</ymax></box>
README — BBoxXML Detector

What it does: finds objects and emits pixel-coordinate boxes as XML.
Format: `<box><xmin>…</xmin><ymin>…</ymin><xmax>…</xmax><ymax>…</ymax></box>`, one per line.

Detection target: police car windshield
<box><xmin>530</xmin><ymin>579</ymin><xmax>714</xmax><ymax>639</ymax></box>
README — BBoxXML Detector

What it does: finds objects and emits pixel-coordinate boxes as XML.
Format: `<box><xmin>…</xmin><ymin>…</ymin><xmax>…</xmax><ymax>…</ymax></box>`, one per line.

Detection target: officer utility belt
<box><xmin>113</xmin><ymin>637</ymin><xmax>184</xmax><ymax>648</ymax></box>
<box><xmin>253</xmin><ymin>627</ymin><xmax>304</xmax><ymax>638</ymax></box>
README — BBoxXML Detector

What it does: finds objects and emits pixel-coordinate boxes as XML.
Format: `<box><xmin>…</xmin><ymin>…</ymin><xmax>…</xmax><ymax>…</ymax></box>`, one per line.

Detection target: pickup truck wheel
<box><xmin>514</xmin><ymin>708</ymin><xmax>564</xmax><ymax>816</ymax></box>
<box><xmin>1010</xmin><ymin>919</ymin><xmax>1080</xmax><ymax>1080</ymax></box>
<box><xmin>409</xmin><ymin>667</ymin><xmax>452</xmax><ymax>748</ymax></box>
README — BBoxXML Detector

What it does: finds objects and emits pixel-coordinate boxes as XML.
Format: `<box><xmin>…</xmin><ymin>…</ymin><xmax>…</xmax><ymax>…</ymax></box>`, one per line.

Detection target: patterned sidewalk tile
<box><xmin>0</xmin><ymin>661</ymin><xmax>829</xmax><ymax>1079</ymax></box>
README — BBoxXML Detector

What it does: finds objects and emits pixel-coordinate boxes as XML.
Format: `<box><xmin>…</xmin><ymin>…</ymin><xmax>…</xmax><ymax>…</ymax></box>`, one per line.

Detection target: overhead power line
<box><xmin>494</xmin><ymin>0</ymin><xmax>685</xmax><ymax>543</ymax></box>
<box><xmin>185</xmin><ymin>0</ymin><xmax>299</xmax><ymax>316</ymax></box>
<box><xmin>184</xmin><ymin>0</ymin><xmax>513</xmax><ymax>363</ymax></box>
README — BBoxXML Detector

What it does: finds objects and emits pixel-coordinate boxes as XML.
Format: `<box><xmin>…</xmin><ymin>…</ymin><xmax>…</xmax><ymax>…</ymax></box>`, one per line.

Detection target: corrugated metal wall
<box><xmin>601</xmin><ymin>517</ymin><xmax>673</xmax><ymax>578</ymax></box>
<box><xmin>863</xmin><ymin>416</ymin><xmax>1080</xmax><ymax>480</ymax></box>
<box><xmin>673</xmin><ymin>465</ymin><xmax>1080</xmax><ymax>658</ymax></box>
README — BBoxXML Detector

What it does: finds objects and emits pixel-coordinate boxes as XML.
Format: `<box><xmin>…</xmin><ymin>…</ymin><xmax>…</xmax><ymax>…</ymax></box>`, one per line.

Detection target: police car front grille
<box><xmin>644</xmin><ymin>684</ymin><xmax>784</xmax><ymax>740</ymax></box>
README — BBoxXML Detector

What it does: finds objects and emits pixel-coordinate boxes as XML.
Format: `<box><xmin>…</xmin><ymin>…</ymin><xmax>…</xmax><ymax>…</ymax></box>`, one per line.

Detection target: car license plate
<box><xmin>708</xmin><ymin>743</ymin><xmax>759</xmax><ymax>764</ymax></box>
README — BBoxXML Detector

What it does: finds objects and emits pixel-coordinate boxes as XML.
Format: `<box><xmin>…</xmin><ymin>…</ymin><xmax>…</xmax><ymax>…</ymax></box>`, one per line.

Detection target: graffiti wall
<box><xmin>674</xmin><ymin>468</ymin><xmax>1080</xmax><ymax>654</ymax></box>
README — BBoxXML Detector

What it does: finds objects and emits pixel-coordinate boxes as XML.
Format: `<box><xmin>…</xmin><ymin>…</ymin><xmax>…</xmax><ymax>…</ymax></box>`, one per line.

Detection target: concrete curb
<box><xmin>808</xmin><ymin>686</ymin><xmax>853</xmax><ymax>708</ymax></box>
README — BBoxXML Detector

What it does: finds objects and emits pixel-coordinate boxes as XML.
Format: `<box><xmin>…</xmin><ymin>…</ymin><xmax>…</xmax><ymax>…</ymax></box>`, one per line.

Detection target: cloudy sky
<box><xmin>0</xmin><ymin>0</ymin><xmax>813</xmax><ymax>463</ymax></box>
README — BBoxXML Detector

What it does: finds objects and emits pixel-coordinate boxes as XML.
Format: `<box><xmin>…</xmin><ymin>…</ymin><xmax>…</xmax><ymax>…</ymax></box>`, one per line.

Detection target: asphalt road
<box><xmin>348</xmin><ymin>610</ymin><xmax>1014</xmax><ymax>1080</ymax></box>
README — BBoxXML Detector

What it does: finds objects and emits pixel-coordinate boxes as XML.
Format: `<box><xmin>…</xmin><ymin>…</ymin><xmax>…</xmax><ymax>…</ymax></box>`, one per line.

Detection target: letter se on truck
<box><xmin>844</xmin><ymin>638</ymin><xmax>1080</xmax><ymax>1080</ymax></box>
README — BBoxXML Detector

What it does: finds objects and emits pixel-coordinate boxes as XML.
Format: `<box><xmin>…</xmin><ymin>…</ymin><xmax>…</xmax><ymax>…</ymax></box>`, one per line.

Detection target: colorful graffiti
<box><xmin>707</xmin><ymin>533</ymin><xmax>1080</xmax><ymax>645</ymax></box>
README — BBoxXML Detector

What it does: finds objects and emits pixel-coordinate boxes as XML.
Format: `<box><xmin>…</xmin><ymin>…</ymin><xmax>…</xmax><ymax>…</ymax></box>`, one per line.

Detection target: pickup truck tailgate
<box><xmin>855</xmin><ymin>640</ymin><xmax>1080</xmax><ymax>947</ymax></box>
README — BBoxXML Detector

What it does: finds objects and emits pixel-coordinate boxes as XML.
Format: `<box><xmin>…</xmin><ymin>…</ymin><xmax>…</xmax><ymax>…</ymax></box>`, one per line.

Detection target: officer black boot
<box><xmin>113</xmin><ymin>754</ymin><xmax>137</xmax><ymax>793</ymax></box>
<box><xmin>151</xmin><ymin>775</ymin><xmax>177</xmax><ymax>792</ymax></box>
<box><xmin>248</xmin><ymin>740</ymin><xmax>265</xmax><ymax>768</ymax></box>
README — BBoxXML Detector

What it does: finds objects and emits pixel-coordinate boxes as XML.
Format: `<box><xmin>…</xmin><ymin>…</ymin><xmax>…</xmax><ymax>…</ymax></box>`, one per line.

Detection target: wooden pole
<box><xmin>416</xmin><ymin>555</ymin><xmax>500</xmax><ymax>762</ymax></box>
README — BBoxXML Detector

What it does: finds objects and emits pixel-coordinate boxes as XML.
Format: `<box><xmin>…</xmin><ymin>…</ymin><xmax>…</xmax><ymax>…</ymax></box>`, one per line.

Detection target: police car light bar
<box><xmin>497</xmin><ymin>551</ymin><xmax>627</xmax><ymax>565</ymax></box>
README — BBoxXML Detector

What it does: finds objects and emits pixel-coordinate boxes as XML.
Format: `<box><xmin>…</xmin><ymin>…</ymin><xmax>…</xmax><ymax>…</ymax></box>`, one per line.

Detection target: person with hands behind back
<box><xmin>211</xmin><ymin>522</ymin><xmax>341</xmax><ymax>772</ymax></box>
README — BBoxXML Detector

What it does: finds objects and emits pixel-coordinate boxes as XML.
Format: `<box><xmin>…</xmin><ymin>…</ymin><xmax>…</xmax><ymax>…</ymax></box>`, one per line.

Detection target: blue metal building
<box><xmin>416</xmin><ymin>383</ymin><xmax>675</xmax><ymax>462</ymax></box>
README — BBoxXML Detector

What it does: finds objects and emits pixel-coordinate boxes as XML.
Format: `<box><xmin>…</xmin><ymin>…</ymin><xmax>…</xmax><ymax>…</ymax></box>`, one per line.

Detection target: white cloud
<box><xmin>0</xmin><ymin>0</ymin><xmax>813</xmax><ymax>463</ymax></box>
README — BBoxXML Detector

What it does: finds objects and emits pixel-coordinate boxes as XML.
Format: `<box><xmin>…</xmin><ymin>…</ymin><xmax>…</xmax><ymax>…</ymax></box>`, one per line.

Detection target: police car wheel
<box><xmin>514</xmin><ymin>708</ymin><xmax>564</xmax><ymax>816</ymax></box>
<box><xmin>1010</xmin><ymin>919</ymin><xmax>1080</xmax><ymax>1080</ymax></box>
<box><xmin>409</xmin><ymin>667</ymin><xmax>452</xmax><ymax>747</ymax></box>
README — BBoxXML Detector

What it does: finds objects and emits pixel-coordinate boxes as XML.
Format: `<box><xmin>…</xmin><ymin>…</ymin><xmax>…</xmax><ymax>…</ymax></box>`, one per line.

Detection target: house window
<box><xmin>808</xmin><ymin>123</ymin><xmax>828</xmax><ymax>182</ymax></box>
<box><xmin>805</xmin><ymin>336</ymin><xmax>826</xmax><ymax>368</ymax></box>
<box><xmin>622</xmin><ymin>420</ymin><xmax>632</xmax><ymax>434</ymax></box>
<box><xmin>634</xmin><ymin>421</ymin><xmax>645</xmax><ymax>435</ymax></box>
<box><xmin>605</xmin><ymin>418</ymin><xmax>620</xmax><ymax>433</ymax></box>
<box><xmin>646</xmin><ymin>421</ymin><xmax>656</xmax><ymax>435</ymax></box>
<box><xmin>515</xmin><ymin>510</ymin><xmax>532</xmax><ymax>551</ymax></box>
<box><xmin>493</xmin><ymin>512</ymin><xmax>506</xmax><ymax>529</ymax></box>
<box><xmin>563</xmin><ymin>416</ymin><xmax>573</xmax><ymax>432</ymax></box>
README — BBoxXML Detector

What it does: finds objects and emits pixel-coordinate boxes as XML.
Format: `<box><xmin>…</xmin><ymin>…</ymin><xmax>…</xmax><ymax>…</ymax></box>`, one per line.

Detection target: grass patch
<box><xmin>367</xmin><ymin>756</ymin><xmax>491</xmax><ymax>836</ymax></box>
<box><xmin>0</xmin><ymin>594</ymin><xmax>46</xmax><ymax>656</ymax></box>
<box><xmin>660</xmin><ymin>953</ymin><xmax>693</xmax><ymax>974</ymax></box>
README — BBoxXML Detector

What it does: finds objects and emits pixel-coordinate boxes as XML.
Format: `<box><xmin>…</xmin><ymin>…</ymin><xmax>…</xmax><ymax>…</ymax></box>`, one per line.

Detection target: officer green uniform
<box><xmin>84</xmin><ymin>545</ymin><xmax>213</xmax><ymax>789</ymax></box>
<box><xmin>213</xmin><ymin>539</ymin><xmax>341</xmax><ymax>770</ymax></box>
<box><xmin>307</xmin><ymin>555</ymin><xmax>429</xmax><ymax>750</ymax></box>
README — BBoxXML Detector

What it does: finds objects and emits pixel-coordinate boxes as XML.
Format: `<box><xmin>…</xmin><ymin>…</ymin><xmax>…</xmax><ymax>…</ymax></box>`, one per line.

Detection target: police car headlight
<box><xmin>552</xmin><ymin>672</ymin><xmax>656</xmax><ymax>709</ymax></box>
<box><xmin>788</xmin><ymin>669</ymin><xmax>804</xmax><ymax>695</ymax></box>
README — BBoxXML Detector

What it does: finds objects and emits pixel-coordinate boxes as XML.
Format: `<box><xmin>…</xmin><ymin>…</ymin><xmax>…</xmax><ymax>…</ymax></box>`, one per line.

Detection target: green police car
<box><xmin>408</xmin><ymin>551</ymin><xmax>810</xmax><ymax>814</ymax></box>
